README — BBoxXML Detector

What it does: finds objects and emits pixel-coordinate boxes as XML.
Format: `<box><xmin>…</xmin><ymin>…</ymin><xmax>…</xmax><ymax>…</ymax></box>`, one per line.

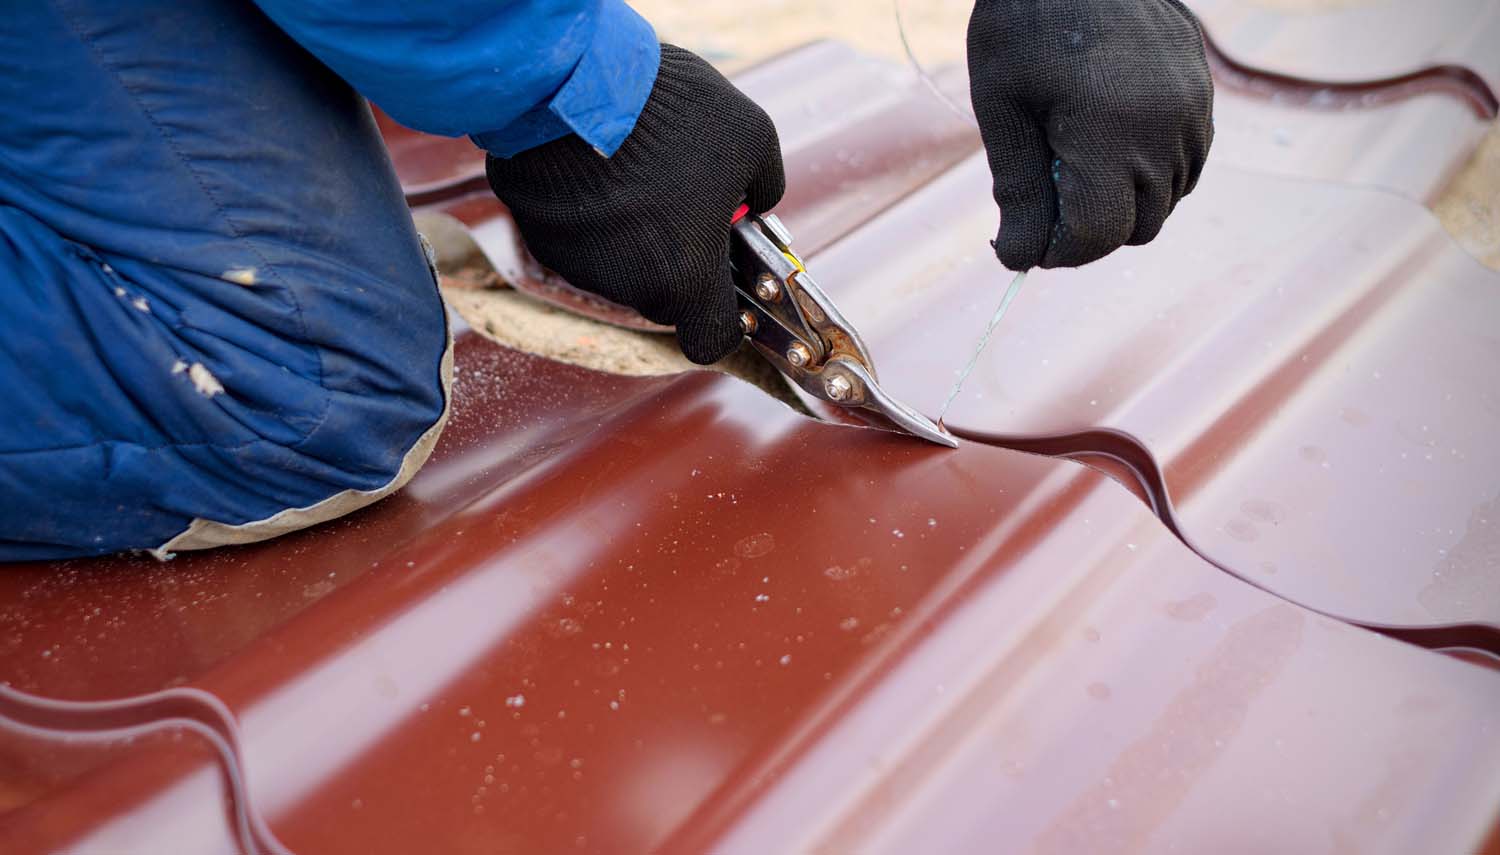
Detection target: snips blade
<box><xmin>728</xmin><ymin>209</ymin><xmax>957</xmax><ymax>449</ymax></box>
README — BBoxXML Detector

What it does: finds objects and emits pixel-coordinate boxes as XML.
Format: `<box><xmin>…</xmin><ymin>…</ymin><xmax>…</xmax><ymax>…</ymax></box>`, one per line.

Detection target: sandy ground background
<box><xmin>445</xmin><ymin>0</ymin><xmax>1499</xmax><ymax>379</ymax></box>
<box><xmin>1435</xmin><ymin>128</ymin><xmax>1500</xmax><ymax>270</ymax></box>
<box><xmin>630</xmin><ymin>0</ymin><xmax>971</xmax><ymax>69</ymax></box>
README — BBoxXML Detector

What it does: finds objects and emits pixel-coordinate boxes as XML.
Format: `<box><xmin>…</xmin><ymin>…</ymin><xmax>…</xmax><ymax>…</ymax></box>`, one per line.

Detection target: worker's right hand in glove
<box><xmin>486</xmin><ymin>44</ymin><xmax>785</xmax><ymax>365</ymax></box>
<box><xmin>967</xmin><ymin>0</ymin><xmax>1215</xmax><ymax>271</ymax></box>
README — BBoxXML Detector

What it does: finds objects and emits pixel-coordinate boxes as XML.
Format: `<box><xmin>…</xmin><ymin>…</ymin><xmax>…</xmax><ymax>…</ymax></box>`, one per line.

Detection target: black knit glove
<box><xmin>486</xmin><ymin>45</ymin><xmax>785</xmax><ymax>364</ymax></box>
<box><xmin>967</xmin><ymin>0</ymin><xmax>1214</xmax><ymax>270</ymax></box>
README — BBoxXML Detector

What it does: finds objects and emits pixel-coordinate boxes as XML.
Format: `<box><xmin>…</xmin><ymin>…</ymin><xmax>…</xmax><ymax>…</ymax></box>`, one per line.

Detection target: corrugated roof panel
<box><xmin>809</xmin><ymin>151</ymin><xmax>1500</xmax><ymax>630</ymax></box>
<box><xmin>6</xmin><ymin>9</ymin><xmax>1500</xmax><ymax>851</ymax></box>
<box><xmin>4</xmin><ymin>336</ymin><xmax>1499</xmax><ymax>854</ymax></box>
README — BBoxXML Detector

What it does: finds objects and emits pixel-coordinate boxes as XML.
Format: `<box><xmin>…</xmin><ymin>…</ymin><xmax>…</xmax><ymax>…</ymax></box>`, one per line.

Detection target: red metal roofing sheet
<box><xmin>809</xmin><ymin>151</ymin><xmax>1500</xmax><ymax>632</ymax></box>
<box><xmin>4</xmin><ymin>335</ymin><xmax>1499</xmax><ymax>854</ymax></box>
<box><xmin>6</xmin><ymin>8</ymin><xmax>1500</xmax><ymax>853</ymax></box>
<box><xmin>415</xmin><ymin>40</ymin><xmax>1500</xmax><ymax>632</ymax></box>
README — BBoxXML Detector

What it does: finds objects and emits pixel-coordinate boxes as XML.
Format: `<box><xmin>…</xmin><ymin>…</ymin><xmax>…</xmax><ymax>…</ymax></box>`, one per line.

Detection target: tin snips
<box><xmin>729</xmin><ymin>205</ymin><xmax>957</xmax><ymax>448</ymax></box>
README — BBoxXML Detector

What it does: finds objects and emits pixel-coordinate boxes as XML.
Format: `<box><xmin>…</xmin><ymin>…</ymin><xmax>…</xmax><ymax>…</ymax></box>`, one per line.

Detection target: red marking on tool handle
<box><xmin>731</xmin><ymin>203</ymin><xmax>750</xmax><ymax>224</ymax></box>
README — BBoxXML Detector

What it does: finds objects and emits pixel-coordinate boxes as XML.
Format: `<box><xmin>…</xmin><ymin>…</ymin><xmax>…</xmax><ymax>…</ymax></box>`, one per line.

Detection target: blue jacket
<box><xmin>0</xmin><ymin>0</ymin><xmax>660</xmax><ymax>559</ymax></box>
<box><xmin>255</xmin><ymin>0</ymin><xmax>661</xmax><ymax>157</ymax></box>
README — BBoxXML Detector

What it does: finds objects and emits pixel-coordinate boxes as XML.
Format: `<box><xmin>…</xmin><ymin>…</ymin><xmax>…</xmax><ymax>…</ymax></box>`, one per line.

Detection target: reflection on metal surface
<box><xmin>5</xmin><ymin>337</ymin><xmax>1500</xmax><ymax>854</ymax></box>
<box><xmin>809</xmin><ymin>152</ymin><xmax>1500</xmax><ymax>631</ymax></box>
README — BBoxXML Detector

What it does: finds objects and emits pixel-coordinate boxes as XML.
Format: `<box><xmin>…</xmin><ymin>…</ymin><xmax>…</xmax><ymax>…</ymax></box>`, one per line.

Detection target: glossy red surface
<box><xmin>5</xmin><ymin>333</ymin><xmax>1500</xmax><ymax>854</ymax></box>
<box><xmin>420</xmin><ymin>39</ymin><xmax>1500</xmax><ymax>633</ymax></box>
<box><xmin>6</xmin><ymin>8</ymin><xmax>1500</xmax><ymax>853</ymax></box>
<box><xmin>809</xmin><ymin>151</ymin><xmax>1500</xmax><ymax>632</ymax></box>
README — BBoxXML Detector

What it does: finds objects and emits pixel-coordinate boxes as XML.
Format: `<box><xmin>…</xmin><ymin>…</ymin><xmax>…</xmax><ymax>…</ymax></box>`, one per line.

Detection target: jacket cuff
<box><xmin>473</xmin><ymin>2</ymin><xmax>660</xmax><ymax>158</ymax></box>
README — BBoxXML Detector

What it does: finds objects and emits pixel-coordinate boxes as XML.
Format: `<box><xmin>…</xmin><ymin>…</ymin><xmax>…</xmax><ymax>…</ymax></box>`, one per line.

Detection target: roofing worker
<box><xmin>0</xmin><ymin>0</ymin><xmax>1212</xmax><ymax>560</ymax></box>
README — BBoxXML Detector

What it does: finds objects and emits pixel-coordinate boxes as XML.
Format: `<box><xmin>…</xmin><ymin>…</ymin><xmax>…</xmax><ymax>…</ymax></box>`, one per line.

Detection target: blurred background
<box><xmin>629</xmin><ymin>0</ymin><xmax>971</xmax><ymax>72</ymax></box>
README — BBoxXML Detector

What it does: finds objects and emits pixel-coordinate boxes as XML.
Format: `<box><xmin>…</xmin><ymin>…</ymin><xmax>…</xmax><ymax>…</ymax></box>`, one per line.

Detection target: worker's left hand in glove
<box><xmin>967</xmin><ymin>0</ymin><xmax>1215</xmax><ymax>271</ymax></box>
<box><xmin>487</xmin><ymin>44</ymin><xmax>785</xmax><ymax>365</ymax></box>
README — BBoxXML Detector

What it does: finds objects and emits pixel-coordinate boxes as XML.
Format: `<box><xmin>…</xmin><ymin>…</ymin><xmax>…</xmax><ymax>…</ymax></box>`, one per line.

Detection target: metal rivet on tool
<box><xmin>824</xmin><ymin>374</ymin><xmax>854</xmax><ymax>401</ymax></box>
<box><xmin>739</xmin><ymin>311</ymin><xmax>757</xmax><ymax>335</ymax></box>
<box><xmin>755</xmin><ymin>274</ymin><xmax>781</xmax><ymax>302</ymax></box>
<box><xmin>785</xmin><ymin>342</ymin><xmax>812</xmax><ymax>367</ymax></box>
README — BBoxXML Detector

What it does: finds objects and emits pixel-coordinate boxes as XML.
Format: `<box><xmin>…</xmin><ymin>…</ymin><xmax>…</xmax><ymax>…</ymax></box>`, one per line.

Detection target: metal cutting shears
<box><xmin>729</xmin><ymin>205</ymin><xmax>957</xmax><ymax>448</ymax></box>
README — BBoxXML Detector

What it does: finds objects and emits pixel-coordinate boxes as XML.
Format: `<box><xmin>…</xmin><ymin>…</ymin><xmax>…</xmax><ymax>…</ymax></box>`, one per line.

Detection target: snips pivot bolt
<box><xmin>754</xmin><ymin>274</ymin><xmax>781</xmax><ymax>302</ymax></box>
<box><xmin>785</xmin><ymin>342</ymin><xmax>812</xmax><ymax>367</ymax></box>
<box><xmin>824</xmin><ymin>374</ymin><xmax>854</xmax><ymax>402</ymax></box>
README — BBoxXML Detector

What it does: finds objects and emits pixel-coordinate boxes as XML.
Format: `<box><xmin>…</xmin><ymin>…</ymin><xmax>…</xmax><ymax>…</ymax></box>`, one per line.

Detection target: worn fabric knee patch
<box><xmin>0</xmin><ymin>0</ymin><xmax>451</xmax><ymax>559</ymax></box>
<box><xmin>0</xmin><ymin>208</ymin><xmax>450</xmax><ymax>560</ymax></box>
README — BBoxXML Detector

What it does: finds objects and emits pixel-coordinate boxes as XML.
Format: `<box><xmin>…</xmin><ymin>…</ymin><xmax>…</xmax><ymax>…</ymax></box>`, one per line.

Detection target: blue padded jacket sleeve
<box><xmin>250</xmin><ymin>0</ymin><xmax>660</xmax><ymax>157</ymax></box>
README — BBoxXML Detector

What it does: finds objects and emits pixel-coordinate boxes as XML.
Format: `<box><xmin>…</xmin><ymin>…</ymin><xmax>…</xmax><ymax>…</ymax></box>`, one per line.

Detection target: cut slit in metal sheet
<box><xmin>388</xmin><ymin>38</ymin><xmax>1500</xmax><ymax>632</ymax></box>
<box><xmin>6</xmin><ymin>33</ymin><xmax>1500</xmax><ymax>855</ymax></box>
<box><xmin>398</xmin><ymin>40</ymin><xmax>1500</xmax><ymax>633</ymax></box>
<box><xmin>804</xmin><ymin>150</ymin><xmax>1500</xmax><ymax>634</ymax></box>
<box><xmin>5</xmin><ymin>332</ymin><xmax>1500</xmax><ymax>854</ymax></box>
